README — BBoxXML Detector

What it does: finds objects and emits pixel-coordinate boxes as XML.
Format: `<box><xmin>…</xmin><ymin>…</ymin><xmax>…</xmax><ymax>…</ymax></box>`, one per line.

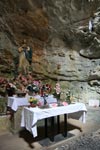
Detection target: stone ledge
<box><xmin>67</xmin><ymin>118</ymin><xmax>84</xmax><ymax>132</ymax></box>
<box><xmin>0</xmin><ymin>115</ymin><xmax>10</xmax><ymax>132</ymax></box>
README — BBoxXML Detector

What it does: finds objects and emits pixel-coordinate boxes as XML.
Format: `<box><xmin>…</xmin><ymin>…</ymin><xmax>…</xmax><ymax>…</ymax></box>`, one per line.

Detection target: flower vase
<box><xmin>30</xmin><ymin>102</ymin><xmax>37</xmax><ymax>107</ymax></box>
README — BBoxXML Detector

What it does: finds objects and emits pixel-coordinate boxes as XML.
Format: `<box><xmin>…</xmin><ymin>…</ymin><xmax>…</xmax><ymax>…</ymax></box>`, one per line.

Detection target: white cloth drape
<box><xmin>21</xmin><ymin>103</ymin><xmax>87</xmax><ymax>137</ymax></box>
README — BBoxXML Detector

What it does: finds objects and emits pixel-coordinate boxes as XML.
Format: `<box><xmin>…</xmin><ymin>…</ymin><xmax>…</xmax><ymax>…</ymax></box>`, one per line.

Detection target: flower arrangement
<box><xmin>66</xmin><ymin>90</ymin><xmax>74</xmax><ymax>104</ymax></box>
<box><xmin>29</xmin><ymin>97</ymin><xmax>39</xmax><ymax>107</ymax></box>
<box><xmin>53</xmin><ymin>82</ymin><xmax>61</xmax><ymax>100</ymax></box>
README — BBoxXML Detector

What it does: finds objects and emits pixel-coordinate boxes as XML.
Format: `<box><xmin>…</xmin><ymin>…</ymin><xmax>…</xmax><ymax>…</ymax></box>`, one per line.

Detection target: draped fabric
<box><xmin>18</xmin><ymin>51</ymin><xmax>29</xmax><ymax>74</ymax></box>
<box><xmin>23</xmin><ymin>47</ymin><xmax>32</xmax><ymax>65</ymax></box>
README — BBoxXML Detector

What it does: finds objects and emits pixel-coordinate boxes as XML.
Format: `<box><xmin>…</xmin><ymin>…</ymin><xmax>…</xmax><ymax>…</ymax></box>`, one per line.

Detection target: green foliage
<box><xmin>53</xmin><ymin>92</ymin><xmax>60</xmax><ymax>100</ymax></box>
<box><xmin>0</xmin><ymin>98</ymin><xmax>7</xmax><ymax>115</ymax></box>
<box><xmin>66</xmin><ymin>90</ymin><xmax>71</xmax><ymax>104</ymax></box>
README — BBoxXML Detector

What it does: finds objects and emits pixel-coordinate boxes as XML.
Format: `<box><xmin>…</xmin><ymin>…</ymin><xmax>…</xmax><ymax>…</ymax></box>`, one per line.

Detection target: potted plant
<box><xmin>29</xmin><ymin>97</ymin><xmax>39</xmax><ymax>107</ymax></box>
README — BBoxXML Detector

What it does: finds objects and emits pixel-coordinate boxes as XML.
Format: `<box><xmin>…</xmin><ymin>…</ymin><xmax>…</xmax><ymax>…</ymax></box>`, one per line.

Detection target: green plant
<box><xmin>66</xmin><ymin>90</ymin><xmax>71</xmax><ymax>104</ymax></box>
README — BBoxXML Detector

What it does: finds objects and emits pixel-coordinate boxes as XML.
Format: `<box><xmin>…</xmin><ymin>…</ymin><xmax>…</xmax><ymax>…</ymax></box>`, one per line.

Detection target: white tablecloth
<box><xmin>7</xmin><ymin>97</ymin><xmax>30</xmax><ymax>111</ymax></box>
<box><xmin>21</xmin><ymin>103</ymin><xmax>87</xmax><ymax>137</ymax></box>
<box><xmin>7</xmin><ymin>95</ymin><xmax>57</xmax><ymax>111</ymax></box>
<box><xmin>35</xmin><ymin>95</ymin><xmax>57</xmax><ymax>105</ymax></box>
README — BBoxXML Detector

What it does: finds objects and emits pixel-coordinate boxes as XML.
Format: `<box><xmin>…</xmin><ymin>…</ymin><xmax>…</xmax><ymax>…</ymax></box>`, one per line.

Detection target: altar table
<box><xmin>21</xmin><ymin>103</ymin><xmax>87</xmax><ymax>138</ymax></box>
<box><xmin>7</xmin><ymin>96</ymin><xmax>30</xmax><ymax>111</ymax></box>
<box><xmin>7</xmin><ymin>95</ymin><xmax>57</xmax><ymax>111</ymax></box>
<box><xmin>7</xmin><ymin>95</ymin><xmax>57</xmax><ymax>133</ymax></box>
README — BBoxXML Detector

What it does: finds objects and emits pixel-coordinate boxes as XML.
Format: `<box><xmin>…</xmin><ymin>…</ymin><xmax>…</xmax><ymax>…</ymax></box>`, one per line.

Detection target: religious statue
<box><xmin>89</xmin><ymin>17</ymin><xmax>94</xmax><ymax>32</ymax></box>
<box><xmin>18</xmin><ymin>39</ymin><xmax>32</xmax><ymax>74</ymax></box>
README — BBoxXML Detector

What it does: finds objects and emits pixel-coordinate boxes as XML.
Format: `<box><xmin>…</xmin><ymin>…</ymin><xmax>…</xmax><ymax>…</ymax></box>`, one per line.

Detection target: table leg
<box><xmin>63</xmin><ymin>114</ymin><xmax>67</xmax><ymax>137</ymax></box>
<box><xmin>50</xmin><ymin>116</ymin><xmax>55</xmax><ymax>141</ymax></box>
<box><xmin>44</xmin><ymin>118</ymin><xmax>48</xmax><ymax>137</ymax></box>
<box><xmin>57</xmin><ymin>115</ymin><xmax>60</xmax><ymax>134</ymax></box>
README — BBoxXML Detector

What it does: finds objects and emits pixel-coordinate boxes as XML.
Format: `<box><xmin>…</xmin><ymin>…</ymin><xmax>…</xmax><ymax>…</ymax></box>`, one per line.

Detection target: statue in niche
<box><xmin>18</xmin><ymin>39</ymin><xmax>32</xmax><ymax>74</ymax></box>
<box><xmin>89</xmin><ymin>15</ymin><xmax>94</xmax><ymax>32</ymax></box>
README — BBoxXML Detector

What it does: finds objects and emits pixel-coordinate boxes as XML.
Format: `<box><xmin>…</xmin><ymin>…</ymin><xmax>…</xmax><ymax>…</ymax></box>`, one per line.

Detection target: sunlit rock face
<box><xmin>0</xmin><ymin>0</ymin><xmax>100</xmax><ymax>102</ymax></box>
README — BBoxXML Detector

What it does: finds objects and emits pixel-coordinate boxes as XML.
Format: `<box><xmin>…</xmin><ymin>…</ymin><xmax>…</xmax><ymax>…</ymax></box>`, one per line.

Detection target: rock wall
<box><xmin>0</xmin><ymin>0</ymin><xmax>100</xmax><ymax>103</ymax></box>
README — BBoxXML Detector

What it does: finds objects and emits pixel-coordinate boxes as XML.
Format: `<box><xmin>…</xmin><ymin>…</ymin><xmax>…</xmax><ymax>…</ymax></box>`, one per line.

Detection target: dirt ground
<box><xmin>46</xmin><ymin>129</ymin><xmax>100</xmax><ymax>150</ymax></box>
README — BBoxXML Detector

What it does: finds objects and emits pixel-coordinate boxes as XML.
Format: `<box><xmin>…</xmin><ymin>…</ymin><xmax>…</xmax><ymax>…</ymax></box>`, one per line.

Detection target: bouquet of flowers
<box><xmin>53</xmin><ymin>82</ymin><xmax>61</xmax><ymax>100</ymax></box>
<box><xmin>29</xmin><ymin>97</ymin><xmax>39</xmax><ymax>107</ymax></box>
<box><xmin>66</xmin><ymin>90</ymin><xmax>74</xmax><ymax>104</ymax></box>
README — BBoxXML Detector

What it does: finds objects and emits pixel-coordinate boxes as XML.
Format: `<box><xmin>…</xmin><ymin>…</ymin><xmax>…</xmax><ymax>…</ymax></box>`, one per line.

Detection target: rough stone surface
<box><xmin>0</xmin><ymin>115</ymin><xmax>10</xmax><ymax>132</ymax></box>
<box><xmin>47</xmin><ymin>131</ymin><xmax>100</xmax><ymax>150</ymax></box>
<box><xmin>0</xmin><ymin>1</ymin><xmax>100</xmax><ymax>103</ymax></box>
